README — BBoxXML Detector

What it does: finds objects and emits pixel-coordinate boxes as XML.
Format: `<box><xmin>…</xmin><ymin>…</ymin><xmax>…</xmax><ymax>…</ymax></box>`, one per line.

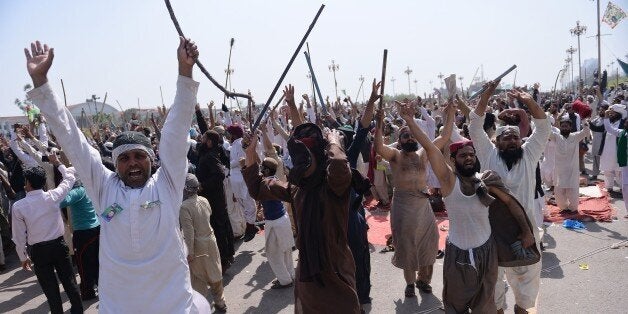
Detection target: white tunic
<box><xmin>29</xmin><ymin>76</ymin><xmax>200</xmax><ymax>313</ymax></box>
<box><xmin>469</xmin><ymin>111</ymin><xmax>550</xmax><ymax>240</ymax></box>
<box><xmin>600</xmin><ymin>119</ymin><xmax>622</xmax><ymax>172</ymax></box>
<box><xmin>549</xmin><ymin>128</ymin><xmax>590</xmax><ymax>188</ymax></box>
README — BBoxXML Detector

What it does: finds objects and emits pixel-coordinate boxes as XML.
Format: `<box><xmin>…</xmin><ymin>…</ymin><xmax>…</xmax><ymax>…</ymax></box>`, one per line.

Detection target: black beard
<box><xmin>609</xmin><ymin>115</ymin><xmax>621</xmax><ymax>123</ymax></box>
<box><xmin>455</xmin><ymin>162</ymin><xmax>479</xmax><ymax>177</ymax></box>
<box><xmin>560</xmin><ymin>130</ymin><xmax>571</xmax><ymax>137</ymax></box>
<box><xmin>401</xmin><ymin>142</ymin><xmax>419</xmax><ymax>152</ymax></box>
<box><xmin>498</xmin><ymin>147</ymin><xmax>524</xmax><ymax>170</ymax></box>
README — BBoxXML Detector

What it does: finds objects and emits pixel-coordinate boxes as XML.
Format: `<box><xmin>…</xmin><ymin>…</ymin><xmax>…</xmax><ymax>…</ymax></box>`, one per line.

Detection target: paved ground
<box><xmin>1</xmin><ymin>215</ymin><xmax>626</xmax><ymax>313</ymax></box>
<box><xmin>1</xmin><ymin>165</ymin><xmax>627</xmax><ymax>313</ymax></box>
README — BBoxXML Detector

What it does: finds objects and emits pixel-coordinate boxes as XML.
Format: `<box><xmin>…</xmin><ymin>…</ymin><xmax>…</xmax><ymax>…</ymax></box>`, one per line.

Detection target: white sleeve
<box><xmin>468</xmin><ymin>111</ymin><xmax>495</xmax><ymax>166</ymax></box>
<box><xmin>156</xmin><ymin>76</ymin><xmax>199</xmax><ymax>204</ymax></box>
<box><xmin>28</xmin><ymin>82</ymin><xmax>114</xmax><ymax>205</ymax></box>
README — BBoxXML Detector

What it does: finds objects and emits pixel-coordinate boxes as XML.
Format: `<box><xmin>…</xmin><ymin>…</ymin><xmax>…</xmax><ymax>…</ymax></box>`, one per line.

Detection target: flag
<box><xmin>602</xmin><ymin>1</ymin><xmax>626</xmax><ymax>29</ymax></box>
<box><xmin>618</xmin><ymin>59</ymin><xmax>628</xmax><ymax>76</ymax></box>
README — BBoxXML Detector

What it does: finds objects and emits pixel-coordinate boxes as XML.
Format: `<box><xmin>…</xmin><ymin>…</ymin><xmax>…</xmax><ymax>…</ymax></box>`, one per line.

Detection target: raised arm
<box><xmin>398</xmin><ymin>101</ymin><xmax>455</xmax><ymax>195</ymax></box>
<box><xmin>374</xmin><ymin>109</ymin><xmax>397</xmax><ymax>161</ymax></box>
<box><xmin>284</xmin><ymin>85</ymin><xmax>303</xmax><ymax>127</ymax></box>
<box><xmin>25</xmin><ymin>40</ymin><xmax>113</xmax><ymax>205</ymax></box>
<box><xmin>473</xmin><ymin>80</ymin><xmax>500</xmax><ymax>116</ymax></box>
<box><xmin>360</xmin><ymin>79</ymin><xmax>381</xmax><ymax>129</ymax></box>
<box><xmin>432</xmin><ymin>100</ymin><xmax>456</xmax><ymax>150</ymax></box>
<box><xmin>156</xmin><ymin>37</ymin><xmax>200</xmax><ymax>201</ymax></box>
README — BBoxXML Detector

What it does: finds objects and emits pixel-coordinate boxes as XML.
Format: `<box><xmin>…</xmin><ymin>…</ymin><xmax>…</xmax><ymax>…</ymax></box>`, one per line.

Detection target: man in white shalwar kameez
<box><xmin>550</xmin><ymin>116</ymin><xmax>591</xmax><ymax>213</ymax></box>
<box><xmin>599</xmin><ymin>105</ymin><xmax>626</xmax><ymax>192</ymax></box>
<box><xmin>25</xmin><ymin>38</ymin><xmax>209</xmax><ymax>313</ymax></box>
<box><xmin>469</xmin><ymin>82</ymin><xmax>550</xmax><ymax>314</ymax></box>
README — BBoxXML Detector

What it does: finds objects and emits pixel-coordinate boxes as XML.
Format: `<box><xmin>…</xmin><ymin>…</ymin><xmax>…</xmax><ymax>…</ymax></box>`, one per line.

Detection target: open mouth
<box><xmin>128</xmin><ymin>169</ymin><xmax>143</xmax><ymax>178</ymax></box>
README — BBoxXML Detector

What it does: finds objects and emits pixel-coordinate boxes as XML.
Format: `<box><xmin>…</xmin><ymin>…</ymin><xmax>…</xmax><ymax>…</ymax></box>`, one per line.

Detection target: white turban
<box><xmin>495</xmin><ymin>125</ymin><xmax>520</xmax><ymax>138</ymax></box>
<box><xmin>610</xmin><ymin>104</ymin><xmax>627</xmax><ymax>119</ymax></box>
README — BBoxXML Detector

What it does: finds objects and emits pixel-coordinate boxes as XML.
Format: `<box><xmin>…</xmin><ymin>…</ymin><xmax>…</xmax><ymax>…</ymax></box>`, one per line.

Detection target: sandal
<box><xmin>270</xmin><ymin>281</ymin><xmax>293</xmax><ymax>289</ymax></box>
<box><xmin>404</xmin><ymin>284</ymin><xmax>416</xmax><ymax>298</ymax></box>
<box><xmin>416</xmin><ymin>281</ymin><xmax>433</xmax><ymax>294</ymax></box>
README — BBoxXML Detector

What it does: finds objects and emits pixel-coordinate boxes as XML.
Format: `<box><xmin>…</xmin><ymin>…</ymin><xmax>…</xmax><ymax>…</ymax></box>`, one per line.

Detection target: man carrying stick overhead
<box><xmin>242</xmin><ymin>84</ymin><xmax>360</xmax><ymax>312</ymax></box>
<box><xmin>469</xmin><ymin>81</ymin><xmax>550</xmax><ymax>314</ymax></box>
<box><xmin>24</xmin><ymin>38</ymin><xmax>209</xmax><ymax>312</ymax></box>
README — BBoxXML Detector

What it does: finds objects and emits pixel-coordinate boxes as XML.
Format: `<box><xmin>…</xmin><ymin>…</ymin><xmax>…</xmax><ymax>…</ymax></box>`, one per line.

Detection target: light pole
<box><xmin>391</xmin><ymin>77</ymin><xmax>396</xmax><ymax>96</ymax></box>
<box><xmin>357</xmin><ymin>75</ymin><xmax>365</xmax><ymax>102</ymax></box>
<box><xmin>570</xmin><ymin>20</ymin><xmax>587</xmax><ymax>93</ymax></box>
<box><xmin>458</xmin><ymin>76</ymin><xmax>464</xmax><ymax>95</ymax></box>
<box><xmin>306</xmin><ymin>72</ymin><xmax>316</xmax><ymax>106</ymax></box>
<box><xmin>437</xmin><ymin>72</ymin><xmax>444</xmax><ymax>89</ymax></box>
<box><xmin>413</xmin><ymin>79</ymin><xmax>418</xmax><ymax>95</ymax></box>
<box><xmin>404</xmin><ymin>66</ymin><xmax>413</xmax><ymax>95</ymax></box>
<box><xmin>328</xmin><ymin>60</ymin><xmax>340</xmax><ymax>99</ymax></box>
<box><xmin>566</xmin><ymin>46</ymin><xmax>577</xmax><ymax>94</ymax></box>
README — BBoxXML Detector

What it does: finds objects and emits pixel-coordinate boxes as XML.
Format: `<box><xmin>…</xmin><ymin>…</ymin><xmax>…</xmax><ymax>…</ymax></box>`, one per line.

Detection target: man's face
<box><xmin>607</xmin><ymin>110</ymin><xmax>620</xmax><ymax>122</ymax></box>
<box><xmin>496</xmin><ymin>130</ymin><xmax>522</xmax><ymax>153</ymax></box>
<box><xmin>452</xmin><ymin>146</ymin><xmax>477</xmax><ymax>177</ymax></box>
<box><xmin>399</xmin><ymin>131</ymin><xmax>419</xmax><ymax>152</ymax></box>
<box><xmin>116</xmin><ymin>149</ymin><xmax>151</xmax><ymax>188</ymax></box>
<box><xmin>559</xmin><ymin>121</ymin><xmax>572</xmax><ymax>135</ymax></box>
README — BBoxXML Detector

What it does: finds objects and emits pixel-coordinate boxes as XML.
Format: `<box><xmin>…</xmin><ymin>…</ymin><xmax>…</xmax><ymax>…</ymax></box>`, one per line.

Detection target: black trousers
<box><xmin>73</xmin><ymin>226</ymin><xmax>100</xmax><ymax>295</ymax></box>
<box><xmin>31</xmin><ymin>237</ymin><xmax>84</xmax><ymax>314</ymax></box>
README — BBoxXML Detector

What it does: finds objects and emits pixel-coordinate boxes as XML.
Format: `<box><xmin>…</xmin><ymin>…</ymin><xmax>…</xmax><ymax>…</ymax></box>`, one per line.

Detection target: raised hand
<box><xmin>395</xmin><ymin>100</ymin><xmax>415</xmax><ymax>121</ymax></box>
<box><xmin>369</xmin><ymin>79</ymin><xmax>382</xmax><ymax>103</ymax></box>
<box><xmin>283</xmin><ymin>85</ymin><xmax>295</xmax><ymax>105</ymax></box>
<box><xmin>177</xmin><ymin>37</ymin><xmax>199</xmax><ymax>78</ymax></box>
<box><xmin>24</xmin><ymin>41</ymin><xmax>54</xmax><ymax>87</ymax></box>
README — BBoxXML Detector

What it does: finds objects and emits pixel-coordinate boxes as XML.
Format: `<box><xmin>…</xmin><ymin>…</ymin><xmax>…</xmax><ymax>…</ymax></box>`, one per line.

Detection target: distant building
<box><xmin>0</xmin><ymin>101</ymin><xmax>120</xmax><ymax>134</ymax></box>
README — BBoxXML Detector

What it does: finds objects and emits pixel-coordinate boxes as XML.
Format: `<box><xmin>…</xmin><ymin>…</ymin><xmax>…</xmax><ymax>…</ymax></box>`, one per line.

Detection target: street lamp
<box><xmin>566</xmin><ymin>46</ymin><xmax>577</xmax><ymax>94</ymax></box>
<box><xmin>328</xmin><ymin>60</ymin><xmax>340</xmax><ymax>99</ymax></box>
<box><xmin>458</xmin><ymin>76</ymin><xmax>464</xmax><ymax>95</ymax></box>
<box><xmin>306</xmin><ymin>72</ymin><xmax>316</xmax><ymax>106</ymax></box>
<box><xmin>391</xmin><ymin>77</ymin><xmax>396</xmax><ymax>95</ymax></box>
<box><xmin>413</xmin><ymin>79</ymin><xmax>418</xmax><ymax>95</ymax></box>
<box><xmin>437</xmin><ymin>72</ymin><xmax>444</xmax><ymax>89</ymax></box>
<box><xmin>404</xmin><ymin>66</ymin><xmax>413</xmax><ymax>95</ymax></box>
<box><xmin>570</xmin><ymin>20</ymin><xmax>587</xmax><ymax>93</ymax></box>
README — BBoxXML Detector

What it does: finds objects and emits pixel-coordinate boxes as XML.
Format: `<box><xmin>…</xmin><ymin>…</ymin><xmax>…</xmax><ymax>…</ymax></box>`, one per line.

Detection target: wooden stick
<box><xmin>378</xmin><ymin>50</ymin><xmax>388</xmax><ymax>110</ymax></box>
<box><xmin>468</xmin><ymin>64</ymin><xmax>517</xmax><ymax>100</ymax></box>
<box><xmin>251</xmin><ymin>4</ymin><xmax>326</xmax><ymax>132</ymax></box>
<box><xmin>99</xmin><ymin>92</ymin><xmax>108</xmax><ymax>115</ymax></box>
<box><xmin>223</xmin><ymin>38</ymin><xmax>235</xmax><ymax>109</ymax></box>
<box><xmin>159</xmin><ymin>86</ymin><xmax>165</xmax><ymax>107</ymax></box>
<box><xmin>303</xmin><ymin>51</ymin><xmax>327</xmax><ymax>114</ymax></box>
<box><xmin>164</xmin><ymin>0</ymin><xmax>251</xmax><ymax>100</ymax></box>
<box><xmin>60</xmin><ymin>79</ymin><xmax>68</xmax><ymax>107</ymax></box>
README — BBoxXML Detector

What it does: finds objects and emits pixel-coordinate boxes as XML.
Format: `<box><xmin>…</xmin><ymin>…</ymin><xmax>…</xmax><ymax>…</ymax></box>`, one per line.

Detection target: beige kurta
<box><xmin>180</xmin><ymin>195</ymin><xmax>222</xmax><ymax>284</ymax></box>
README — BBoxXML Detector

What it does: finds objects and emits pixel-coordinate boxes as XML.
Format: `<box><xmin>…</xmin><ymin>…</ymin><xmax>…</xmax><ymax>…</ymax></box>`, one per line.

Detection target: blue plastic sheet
<box><xmin>562</xmin><ymin>219</ymin><xmax>586</xmax><ymax>230</ymax></box>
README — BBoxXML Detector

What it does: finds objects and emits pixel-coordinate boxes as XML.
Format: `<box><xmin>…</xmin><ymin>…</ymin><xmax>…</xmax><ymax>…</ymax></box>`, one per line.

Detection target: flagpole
<box><xmin>597</xmin><ymin>0</ymin><xmax>601</xmax><ymax>78</ymax></box>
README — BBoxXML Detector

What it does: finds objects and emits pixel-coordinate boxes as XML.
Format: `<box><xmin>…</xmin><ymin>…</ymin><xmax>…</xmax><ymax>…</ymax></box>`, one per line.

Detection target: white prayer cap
<box><xmin>609</xmin><ymin>104</ymin><xmax>627</xmax><ymax>119</ymax></box>
<box><xmin>495</xmin><ymin>125</ymin><xmax>520</xmax><ymax>138</ymax></box>
<box><xmin>559</xmin><ymin>115</ymin><xmax>571</xmax><ymax>123</ymax></box>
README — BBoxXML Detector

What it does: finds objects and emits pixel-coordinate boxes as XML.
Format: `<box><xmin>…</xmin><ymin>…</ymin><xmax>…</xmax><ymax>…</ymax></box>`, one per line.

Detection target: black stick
<box><xmin>379</xmin><ymin>49</ymin><xmax>388</xmax><ymax>110</ymax></box>
<box><xmin>251</xmin><ymin>4</ymin><xmax>326</xmax><ymax>132</ymax></box>
<box><xmin>164</xmin><ymin>0</ymin><xmax>251</xmax><ymax>100</ymax></box>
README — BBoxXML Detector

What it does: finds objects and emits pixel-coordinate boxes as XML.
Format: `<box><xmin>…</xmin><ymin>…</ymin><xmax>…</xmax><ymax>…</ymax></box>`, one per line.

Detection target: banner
<box><xmin>602</xmin><ymin>1</ymin><xmax>626</xmax><ymax>29</ymax></box>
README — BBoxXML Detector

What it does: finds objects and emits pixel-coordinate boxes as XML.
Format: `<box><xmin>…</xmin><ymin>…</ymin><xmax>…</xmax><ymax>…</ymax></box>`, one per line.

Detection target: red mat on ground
<box><xmin>364</xmin><ymin>195</ymin><xmax>449</xmax><ymax>250</ymax></box>
<box><xmin>544</xmin><ymin>182</ymin><xmax>616</xmax><ymax>223</ymax></box>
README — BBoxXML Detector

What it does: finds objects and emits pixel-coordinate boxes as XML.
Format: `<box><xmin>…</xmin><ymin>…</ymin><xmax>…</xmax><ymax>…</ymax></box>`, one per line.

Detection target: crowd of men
<box><xmin>0</xmin><ymin>38</ymin><xmax>627</xmax><ymax>314</ymax></box>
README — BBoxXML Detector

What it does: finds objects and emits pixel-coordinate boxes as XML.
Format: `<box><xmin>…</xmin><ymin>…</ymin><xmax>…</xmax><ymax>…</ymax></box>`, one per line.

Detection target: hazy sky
<box><xmin>1</xmin><ymin>0</ymin><xmax>627</xmax><ymax>116</ymax></box>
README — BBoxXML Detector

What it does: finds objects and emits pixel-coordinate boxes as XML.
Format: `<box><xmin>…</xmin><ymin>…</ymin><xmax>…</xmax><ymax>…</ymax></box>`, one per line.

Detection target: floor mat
<box><xmin>544</xmin><ymin>182</ymin><xmax>616</xmax><ymax>223</ymax></box>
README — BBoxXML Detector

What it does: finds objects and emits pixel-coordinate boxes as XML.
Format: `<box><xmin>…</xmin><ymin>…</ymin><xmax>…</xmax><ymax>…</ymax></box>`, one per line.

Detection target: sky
<box><xmin>1</xmin><ymin>0</ymin><xmax>627</xmax><ymax>117</ymax></box>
